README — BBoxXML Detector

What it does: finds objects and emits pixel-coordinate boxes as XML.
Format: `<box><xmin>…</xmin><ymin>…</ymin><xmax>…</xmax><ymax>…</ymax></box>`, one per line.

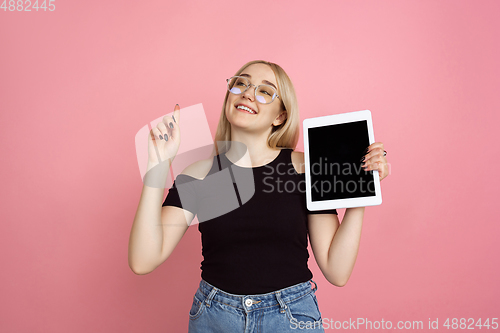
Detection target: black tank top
<box><xmin>162</xmin><ymin>148</ymin><xmax>338</xmax><ymax>294</ymax></box>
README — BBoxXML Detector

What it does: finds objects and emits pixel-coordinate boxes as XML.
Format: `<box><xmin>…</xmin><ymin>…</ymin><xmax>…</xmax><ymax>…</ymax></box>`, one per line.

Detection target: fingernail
<box><xmin>360</xmin><ymin>156</ymin><xmax>365</xmax><ymax>162</ymax></box>
<box><xmin>159</xmin><ymin>135</ymin><xmax>163</xmax><ymax>140</ymax></box>
<box><xmin>175</xmin><ymin>104</ymin><xmax>179</xmax><ymax>109</ymax></box>
<box><xmin>172</xmin><ymin>115</ymin><xmax>176</xmax><ymax>123</ymax></box>
<box><xmin>164</xmin><ymin>135</ymin><xmax>168</xmax><ymax>141</ymax></box>
<box><xmin>169</xmin><ymin>122</ymin><xmax>174</xmax><ymax>128</ymax></box>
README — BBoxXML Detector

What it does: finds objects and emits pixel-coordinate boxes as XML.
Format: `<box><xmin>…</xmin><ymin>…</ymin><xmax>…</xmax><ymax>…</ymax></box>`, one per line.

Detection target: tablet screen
<box><xmin>308</xmin><ymin>120</ymin><xmax>376</xmax><ymax>202</ymax></box>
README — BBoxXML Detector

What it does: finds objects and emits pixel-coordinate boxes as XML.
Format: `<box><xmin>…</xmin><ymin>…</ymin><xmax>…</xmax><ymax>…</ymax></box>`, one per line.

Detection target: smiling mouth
<box><xmin>235</xmin><ymin>105</ymin><xmax>257</xmax><ymax>114</ymax></box>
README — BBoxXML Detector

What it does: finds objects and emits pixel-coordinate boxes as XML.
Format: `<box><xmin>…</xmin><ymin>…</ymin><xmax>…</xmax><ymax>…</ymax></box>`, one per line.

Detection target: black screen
<box><xmin>308</xmin><ymin>120</ymin><xmax>376</xmax><ymax>201</ymax></box>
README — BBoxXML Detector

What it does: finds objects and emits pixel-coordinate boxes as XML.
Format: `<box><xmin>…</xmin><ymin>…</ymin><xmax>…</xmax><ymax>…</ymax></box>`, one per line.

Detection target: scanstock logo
<box><xmin>134</xmin><ymin>103</ymin><xmax>256</xmax><ymax>225</ymax></box>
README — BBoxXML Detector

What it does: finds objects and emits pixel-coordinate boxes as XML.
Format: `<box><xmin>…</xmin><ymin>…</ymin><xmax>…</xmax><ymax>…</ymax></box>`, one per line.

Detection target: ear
<box><xmin>273</xmin><ymin>111</ymin><xmax>287</xmax><ymax>127</ymax></box>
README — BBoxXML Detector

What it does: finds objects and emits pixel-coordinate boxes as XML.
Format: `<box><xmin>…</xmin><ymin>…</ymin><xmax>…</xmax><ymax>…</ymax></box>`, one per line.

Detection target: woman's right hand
<box><xmin>147</xmin><ymin>104</ymin><xmax>181</xmax><ymax>166</ymax></box>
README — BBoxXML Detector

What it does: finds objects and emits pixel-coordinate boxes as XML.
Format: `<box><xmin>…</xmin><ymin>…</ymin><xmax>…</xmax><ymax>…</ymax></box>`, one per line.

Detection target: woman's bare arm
<box><xmin>128</xmin><ymin>154</ymin><xmax>213</xmax><ymax>275</ymax></box>
<box><xmin>308</xmin><ymin>209</ymin><xmax>363</xmax><ymax>287</ymax></box>
<box><xmin>128</xmin><ymin>160</ymin><xmax>195</xmax><ymax>275</ymax></box>
<box><xmin>128</xmin><ymin>104</ymin><xmax>192</xmax><ymax>275</ymax></box>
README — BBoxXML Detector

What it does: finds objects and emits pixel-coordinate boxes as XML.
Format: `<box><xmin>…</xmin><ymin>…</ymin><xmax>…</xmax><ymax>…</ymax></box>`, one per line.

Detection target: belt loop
<box><xmin>310</xmin><ymin>280</ymin><xmax>318</xmax><ymax>292</ymax></box>
<box><xmin>205</xmin><ymin>286</ymin><xmax>218</xmax><ymax>307</ymax></box>
<box><xmin>275</xmin><ymin>291</ymin><xmax>287</xmax><ymax>313</ymax></box>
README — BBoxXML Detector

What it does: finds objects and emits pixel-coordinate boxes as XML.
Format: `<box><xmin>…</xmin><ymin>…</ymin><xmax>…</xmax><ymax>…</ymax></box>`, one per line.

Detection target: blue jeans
<box><xmin>188</xmin><ymin>279</ymin><xmax>325</xmax><ymax>332</ymax></box>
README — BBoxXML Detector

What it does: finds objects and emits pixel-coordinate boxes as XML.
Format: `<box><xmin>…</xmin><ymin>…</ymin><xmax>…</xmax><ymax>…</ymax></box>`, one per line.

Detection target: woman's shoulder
<box><xmin>290</xmin><ymin>150</ymin><xmax>305</xmax><ymax>174</ymax></box>
<box><xmin>179</xmin><ymin>156</ymin><xmax>215</xmax><ymax>180</ymax></box>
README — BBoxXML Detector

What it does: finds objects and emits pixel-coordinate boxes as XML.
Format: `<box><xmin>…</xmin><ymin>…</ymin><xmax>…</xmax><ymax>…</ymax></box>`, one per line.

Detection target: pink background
<box><xmin>1</xmin><ymin>0</ymin><xmax>499</xmax><ymax>332</ymax></box>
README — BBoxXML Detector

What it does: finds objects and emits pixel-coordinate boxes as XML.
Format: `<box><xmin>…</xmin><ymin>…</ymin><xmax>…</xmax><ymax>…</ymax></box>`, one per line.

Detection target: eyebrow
<box><xmin>240</xmin><ymin>73</ymin><xmax>278</xmax><ymax>90</ymax></box>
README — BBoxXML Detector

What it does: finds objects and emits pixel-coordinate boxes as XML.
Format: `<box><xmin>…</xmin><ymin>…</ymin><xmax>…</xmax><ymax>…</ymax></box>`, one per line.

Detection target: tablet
<box><xmin>303</xmin><ymin>110</ymin><xmax>382</xmax><ymax>210</ymax></box>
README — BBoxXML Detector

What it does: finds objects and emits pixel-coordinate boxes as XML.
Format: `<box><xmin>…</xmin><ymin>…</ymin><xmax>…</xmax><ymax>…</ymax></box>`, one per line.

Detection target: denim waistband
<box><xmin>197</xmin><ymin>279</ymin><xmax>318</xmax><ymax>313</ymax></box>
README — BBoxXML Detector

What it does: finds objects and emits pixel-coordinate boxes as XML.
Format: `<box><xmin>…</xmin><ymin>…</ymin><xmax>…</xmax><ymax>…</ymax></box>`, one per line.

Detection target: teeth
<box><xmin>237</xmin><ymin>105</ymin><xmax>256</xmax><ymax>114</ymax></box>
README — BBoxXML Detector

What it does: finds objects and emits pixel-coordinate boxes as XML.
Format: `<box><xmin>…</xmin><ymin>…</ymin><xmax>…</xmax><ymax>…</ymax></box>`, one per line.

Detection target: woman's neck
<box><xmin>225</xmin><ymin>128</ymin><xmax>281</xmax><ymax>168</ymax></box>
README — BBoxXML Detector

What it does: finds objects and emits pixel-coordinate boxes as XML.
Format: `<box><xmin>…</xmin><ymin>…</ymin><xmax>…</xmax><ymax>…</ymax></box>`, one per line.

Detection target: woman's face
<box><xmin>225</xmin><ymin>63</ymin><xmax>286</xmax><ymax>133</ymax></box>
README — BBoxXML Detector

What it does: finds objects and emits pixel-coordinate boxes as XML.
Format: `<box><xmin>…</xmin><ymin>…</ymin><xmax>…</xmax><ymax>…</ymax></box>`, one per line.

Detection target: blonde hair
<box><xmin>212</xmin><ymin>60</ymin><xmax>300</xmax><ymax>156</ymax></box>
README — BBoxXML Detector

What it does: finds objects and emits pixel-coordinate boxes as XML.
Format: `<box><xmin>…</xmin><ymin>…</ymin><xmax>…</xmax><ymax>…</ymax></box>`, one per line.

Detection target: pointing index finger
<box><xmin>173</xmin><ymin>104</ymin><xmax>180</xmax><ymax>124</ymax></box>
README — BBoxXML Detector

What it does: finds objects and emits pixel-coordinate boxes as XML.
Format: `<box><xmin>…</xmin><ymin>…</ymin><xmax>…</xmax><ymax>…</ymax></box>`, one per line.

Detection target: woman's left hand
<box><xmin>361</xmin><ymin>142</ymin><xmax>389</xmax><ymax>181</ymax></box>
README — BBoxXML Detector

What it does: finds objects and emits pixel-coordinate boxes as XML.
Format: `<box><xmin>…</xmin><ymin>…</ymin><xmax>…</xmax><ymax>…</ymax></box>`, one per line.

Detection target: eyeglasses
<box><xmin>226</xmin><ymin>76</ymin><xmax>280</xmax><ymax>104</ymax></box>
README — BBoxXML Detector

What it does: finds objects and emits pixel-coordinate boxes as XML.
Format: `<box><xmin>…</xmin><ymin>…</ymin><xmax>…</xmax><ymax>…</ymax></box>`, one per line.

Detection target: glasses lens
<box><xmin>227</xmin><ymin>76</ymin><xmax>278</xmax><ymax>104</ymax></box>
<box><xmin>228</xmin><ymin>76</ymin><xmax>248</xmax><ymax>95</ymax></box>
<box><xmin>256</xmin><ymin>85</ymin><xmax>277</xmax><ymax>104</ymax></box>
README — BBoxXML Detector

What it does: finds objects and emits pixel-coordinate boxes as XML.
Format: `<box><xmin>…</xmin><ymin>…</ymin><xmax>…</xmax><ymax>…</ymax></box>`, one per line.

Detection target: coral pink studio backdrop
<box><xmin>1</xmin><ymin>1</ymin><xmax>499</xmax><ymax>332</ymax></box>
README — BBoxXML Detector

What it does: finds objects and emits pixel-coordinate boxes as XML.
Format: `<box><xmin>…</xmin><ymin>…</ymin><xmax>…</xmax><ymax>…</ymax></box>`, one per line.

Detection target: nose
<box><xmin>241</xmin><ymin>84</ymin><xmax>256</xmax><ymax>101</ymax></box>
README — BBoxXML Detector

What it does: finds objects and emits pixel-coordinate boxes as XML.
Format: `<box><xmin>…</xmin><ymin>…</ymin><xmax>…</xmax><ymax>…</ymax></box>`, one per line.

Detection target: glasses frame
<box><xmin>226</xmin><ymin>76</ymin><xmax>280</xmax><ymax>105</ymax></box>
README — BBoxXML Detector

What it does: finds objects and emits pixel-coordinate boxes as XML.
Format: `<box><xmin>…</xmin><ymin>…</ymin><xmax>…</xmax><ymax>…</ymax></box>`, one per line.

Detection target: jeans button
<box><xmin>245</xmin><ymin>299</ymin><xmax>253</xmax><ymax>307</ymax></box>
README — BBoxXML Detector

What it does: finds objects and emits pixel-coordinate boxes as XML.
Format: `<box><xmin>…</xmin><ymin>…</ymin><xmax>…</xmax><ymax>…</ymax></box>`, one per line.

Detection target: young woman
<box><xmin>129</xmin><ymin>60</ymin><xmax>389</xmax><ymax>332</ymax></box>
